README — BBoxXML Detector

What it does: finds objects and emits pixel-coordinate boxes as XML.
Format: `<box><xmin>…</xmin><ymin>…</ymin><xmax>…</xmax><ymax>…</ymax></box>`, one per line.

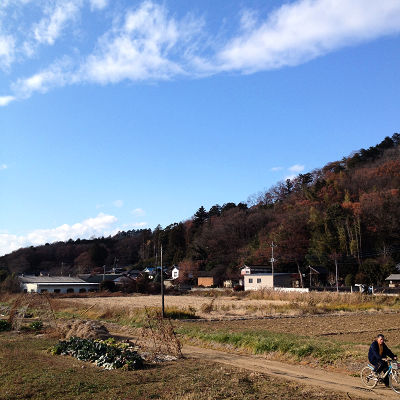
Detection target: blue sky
<box><xmin>1</xmin><ymin>0</ymin><xmax>400</xmax><ymax>256</ymax></box>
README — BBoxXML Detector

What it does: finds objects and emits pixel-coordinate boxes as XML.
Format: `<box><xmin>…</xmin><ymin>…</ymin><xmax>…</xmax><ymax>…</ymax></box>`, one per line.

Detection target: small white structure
<box><xmin>243</xmin><ymin>273</ymin><xmax>295</xmax><ymax>291</ymax></box>
<box><xmin>171</xmin><ymin>266</ymin><xmax>179</xmax><ymax>280</ymax></box>
<box><xmin>19</xmin><ymin>275</ymin><xmax>99</xmax><ymax>294</ymax></box>
<box><xmin>240</xmin><ymin>264</ymin><xmax>271</xmax><ymax>275</ymax></box>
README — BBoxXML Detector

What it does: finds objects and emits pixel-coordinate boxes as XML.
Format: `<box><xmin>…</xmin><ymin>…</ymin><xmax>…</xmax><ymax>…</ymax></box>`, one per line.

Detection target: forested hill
<box><xmin>1</xmin><ymin>133</ymin><xmax>400</xmax><ymax>285</ymax></box>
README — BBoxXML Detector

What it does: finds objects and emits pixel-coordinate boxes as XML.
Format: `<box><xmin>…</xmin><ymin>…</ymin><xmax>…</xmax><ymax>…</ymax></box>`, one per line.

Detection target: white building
<box><xmin>19</xmin><ymin>275</ymin><xmax>99</xmax><ymax>294</ymax></box>
<box><xmin>243</xmin><ymin>273</ymin><xmax>296</xmax><ymax>291</ymax></box>
<box><xmin>171</xmin><ymin>266</ymin><xmax>179</xmax><ymax>280</ymax></box>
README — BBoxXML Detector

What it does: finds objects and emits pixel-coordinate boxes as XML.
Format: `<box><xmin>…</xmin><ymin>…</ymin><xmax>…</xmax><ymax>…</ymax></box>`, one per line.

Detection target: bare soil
<box><xmin>56</xmin><ymin>294</ymin><xmax>290</xmax><ymax>318</ymax></box>
<box><xmin>179</xmin><ymin>311</ymin><xmax>400</xmax><ymax>345</ymax></box>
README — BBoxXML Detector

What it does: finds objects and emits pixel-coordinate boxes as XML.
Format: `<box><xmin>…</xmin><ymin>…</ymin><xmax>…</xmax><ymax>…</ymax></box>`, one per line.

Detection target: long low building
<box><xmin>19</xmin><ymin>275</ymin><xmax>99</xmax><ymax>294</ymax></box>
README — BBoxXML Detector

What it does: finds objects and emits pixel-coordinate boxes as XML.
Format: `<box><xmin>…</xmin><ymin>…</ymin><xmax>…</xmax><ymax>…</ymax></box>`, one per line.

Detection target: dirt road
<box><xmin>182</xmin><ymin>344</ymin><xmax>397</xmax><ymax>399</ymax></box>
<box><xmin>107</xmin><ymin>322</ymin><xmax>397</xmax><ymax>400</ymax></box>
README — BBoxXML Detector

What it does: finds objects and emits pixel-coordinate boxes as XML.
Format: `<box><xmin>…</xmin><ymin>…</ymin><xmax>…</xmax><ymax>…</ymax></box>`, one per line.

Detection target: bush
<box><xmin>0</xmin><ymin>320</ymin><xmax>11</xmax><ymax>331</ymax></box>
<box><xmin>100</xmin><ymin>280</ymin><xmax>116</xmax><ymax>292</ymax></box>
<box><xmin>30</xmin><ymin>320</ymin><xmax>44</xmax><ymax>331</ymax></box>
<box><xmin>51</xmin><ymin>337</ymin><xmax>144</xmax><ymax>370</ymax></box>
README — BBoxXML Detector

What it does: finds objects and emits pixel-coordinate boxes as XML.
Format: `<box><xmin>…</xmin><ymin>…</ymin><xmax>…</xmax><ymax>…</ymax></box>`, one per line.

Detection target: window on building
<box><xmin>248</xmin><ymin>278</ymin><xmax>253</xmax><ymax>283</ymax></box>
<box><xmin>257</xmin><ymin>278</ymin><xmax>261</xmax><ymax>283</ymax></box>
<box><xmin>66</xmin><ymin>288</ymin><xmax>75</xmax><ymax>294</ymax></box>
<box><xmin>53</xmin><ymin>289</ymin><xmax>61</xmax><ymax>293</ymax></box>
<box><xmin>40</xmin><ymin>289</ymin><xmax>48</xmax><ymax>293</ymax></box>
<box><xmin>79</xmin><ymin>288</ymin><xmax>87</xmax><ymax>293</ymax></box>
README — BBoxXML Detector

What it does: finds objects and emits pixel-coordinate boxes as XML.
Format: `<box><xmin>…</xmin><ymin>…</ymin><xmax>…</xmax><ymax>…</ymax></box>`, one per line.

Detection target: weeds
<box><xmin>179</xmin><ymin>326</ymin><xmax>343</xmax><ymax>363</ymax></box>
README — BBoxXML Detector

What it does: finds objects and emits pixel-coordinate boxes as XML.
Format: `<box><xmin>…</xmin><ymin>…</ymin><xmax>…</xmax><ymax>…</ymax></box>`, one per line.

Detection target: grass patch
<box><xmin>179</xmin><ymin>326</ymin><xmax>343</xmax><ymax>363</ymax></box>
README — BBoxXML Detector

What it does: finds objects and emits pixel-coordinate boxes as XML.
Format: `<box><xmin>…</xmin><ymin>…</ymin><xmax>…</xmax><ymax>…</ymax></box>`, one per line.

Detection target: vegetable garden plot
<box><xmin>51</xmin><ymin>337</ymin><xmax>144</xmax><ymax>370</ymax></box>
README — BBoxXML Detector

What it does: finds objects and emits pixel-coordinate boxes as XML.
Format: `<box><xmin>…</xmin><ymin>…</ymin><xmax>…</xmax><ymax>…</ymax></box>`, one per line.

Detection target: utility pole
<box><xmin>160</xmin><ymin>245</ymin><xmax>165</xmax><ymax>318</ymax></box>
<box><xmin>335</xmin><ymin>258</ymin><xmax>339</xmax><ymax>292</ymax></box>
<box><xmin>270</xmin><ymin>242</ymin><xmax>276</xmax><ymax>286</ymax></box>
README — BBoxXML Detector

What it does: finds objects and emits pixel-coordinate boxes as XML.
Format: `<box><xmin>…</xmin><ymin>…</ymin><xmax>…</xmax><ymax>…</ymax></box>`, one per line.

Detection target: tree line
<box><xmin>1</xmin><ymin>133</ymin><xmax>400</xmax><ymax>286</ymax></box>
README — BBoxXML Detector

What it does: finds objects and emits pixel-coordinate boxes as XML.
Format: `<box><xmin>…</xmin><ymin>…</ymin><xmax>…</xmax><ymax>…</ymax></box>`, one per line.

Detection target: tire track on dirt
<box><xmin>182</xmin><ymin>345</ymin><xmax>397</xmax><ymax>399</ymax></box>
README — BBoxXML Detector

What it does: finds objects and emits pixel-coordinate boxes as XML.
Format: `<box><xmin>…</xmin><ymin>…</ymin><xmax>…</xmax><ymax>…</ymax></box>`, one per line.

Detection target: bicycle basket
<box><xmin>393</xmin><ymin>362</ymin><xmax>398</xmax><ymax>370</ymax></box>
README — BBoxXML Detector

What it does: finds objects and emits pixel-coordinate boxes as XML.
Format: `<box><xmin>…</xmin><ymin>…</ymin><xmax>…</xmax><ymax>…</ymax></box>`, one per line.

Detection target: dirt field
<box><xmin>56</xmin><ymin>294</ymin><xmax>291</xmax><ymax>318</ymax></box>
<box><xmin>55</xmin><ymin>295</ymin><xmax>400</xmax><ymax>345</ymax></box>
<box><xmin>179</xmin><ymin>311</ymin><xmax>400</xmax><ymax>345</ymax></box>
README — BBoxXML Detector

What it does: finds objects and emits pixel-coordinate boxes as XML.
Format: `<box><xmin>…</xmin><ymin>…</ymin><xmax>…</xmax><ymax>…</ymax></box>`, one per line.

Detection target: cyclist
<box><xmin>368</xmin><ymin>334</ymin><xmax>397</xmax><ymax>387</ymax></box>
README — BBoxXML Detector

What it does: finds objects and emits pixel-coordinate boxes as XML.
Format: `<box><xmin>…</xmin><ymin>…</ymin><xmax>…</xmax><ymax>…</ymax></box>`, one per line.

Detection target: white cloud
<box><xmin>288</xmin><ymin>164</ymin><xmax>305</xmax><ymax>173</ymax></box>
<box><xmin>132</xmin><ymin>222</ymin><xmax>147</xmax><ymax>228</ymax></box>
<box><xmin>0</xmin><ymin>213</ymin><xmax>119</xmax><ymax>256</ymax></box>
<box><xmin>81</xmin><ymin>1</ymin><xmax>202</xmax><ymax>84</ymax></box>
<box><xmin>32</xmin><ymin>0</ymin><xmax>82</xmax><ymax>46</ymax></box>
<box><xmin>89</xmin><ymin>0</ymin><xmax>108</xmax><ymax>11</ymax></box>
<box><xmin>113</xmin><ymin>199</ymin><xmax>124</xmax><ymax>208</ymax></box>
<box><xmin>270</xmin><ymin>166</ymin><xmax>283</xmax><ymax>172</ymax></box>
<box><xmin>0</xmin><ymin>164</ymin><xmax>8</xmax><ymax>170</ymax></box>
<box><xmin>11</xmin><ymin>58</ymin><xmax>72</xmax><ymax>98</ymax></box>
<box><xmin>131</xmin><ymin>208</ymin><xmax>146</xmax><ymax>217</ymax></box>
<box><xmin>0</xmin><ymin>34</ymin><xmax>15</xmax><ymax>69</ymax></box>
<box><xmin>0</xmin><ymin>95</ymin><xmax>15</xmax><ymax>106</ymax></box>
<box><xmin>216</xmin><ymin>0</ymin><xmax>400</xmax><ymax>73</ymax></box>
<box><xmin>3</xmin><ymin>0</ymin><xmax>400</xmax><ymax>104</ymax></box>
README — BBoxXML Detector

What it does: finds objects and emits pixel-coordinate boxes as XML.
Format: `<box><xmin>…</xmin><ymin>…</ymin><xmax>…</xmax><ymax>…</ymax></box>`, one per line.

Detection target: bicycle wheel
<box><xmin>360</xmin><ymin>366</ymin><xmax>378</xmax><ymax>388</ymax></box>
<box><xmin>390</xmin><ymin>371</ymin><xmax>400</xmax><ymax>394</ymax></box>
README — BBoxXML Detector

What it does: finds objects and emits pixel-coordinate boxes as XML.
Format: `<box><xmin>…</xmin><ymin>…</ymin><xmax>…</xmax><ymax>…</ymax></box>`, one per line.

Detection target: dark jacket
<box><xmin>368</xmin><ymin>340</ymin><xmax>396</xmax><ymax>365</ymax></box>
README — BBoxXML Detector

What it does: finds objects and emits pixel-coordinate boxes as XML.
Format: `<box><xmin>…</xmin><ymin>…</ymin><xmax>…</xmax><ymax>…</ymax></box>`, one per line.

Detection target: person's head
<box><xmin>377</xmin><ymin>334</ymin><xmax>385</xmax><ymax>345</ymax></box>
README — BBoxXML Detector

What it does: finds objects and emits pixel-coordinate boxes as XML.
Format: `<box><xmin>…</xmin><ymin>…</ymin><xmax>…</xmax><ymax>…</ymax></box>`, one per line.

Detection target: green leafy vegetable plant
<box><xmin>51</xmin><ymin>337</ymin><xmax>144</xmax><ymax>370</ymax></box>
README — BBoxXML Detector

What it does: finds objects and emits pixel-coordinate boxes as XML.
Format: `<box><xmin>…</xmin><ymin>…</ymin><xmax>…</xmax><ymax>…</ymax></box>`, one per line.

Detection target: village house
<box><xmin>386</xmin><ymin>274</ymin><xmax>400</xmax><ymax>287</ymax></box>
<box><xmin>19</xmin><ymin>275</ymin><xmax>99</xmax><ymax>294</ymax></box>
<box><xmin>171</xmin><ymin>266</ymin><xmax>180</xmax><ymax>280</ymax></box>
<box><xmin>243</xmin><ymin>273</ymin><xmax>300</xmax><ymax>291</ymax></box>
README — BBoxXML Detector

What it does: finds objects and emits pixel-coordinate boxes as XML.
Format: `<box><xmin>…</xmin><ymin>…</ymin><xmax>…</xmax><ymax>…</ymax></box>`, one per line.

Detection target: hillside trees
<box><xmin>1</xmin><ymin>134</ymin><xmax>400</xmax><ymax>286</ymax></box>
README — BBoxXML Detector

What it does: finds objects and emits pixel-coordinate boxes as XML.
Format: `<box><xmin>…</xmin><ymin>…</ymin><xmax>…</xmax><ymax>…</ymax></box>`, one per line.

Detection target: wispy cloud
<box><xmin>132</xmin><ymin>221</ymin><xmax>147</xmax><ymax>228</ymax></box>
<box><xmin>81</xmin><ymin>1</ymin><xmax>203</xmax><ymax>84</ymax></box>
<box><xmin>284</xmin><ymin>163</ymin><xmax>305</xmax><ymax>180</ymax></box>
<box><xmin>0</xmin><ymin>34</ymin><xmax>15</xmax><ymax>69</ymax></box>
<box><xmin>0</xmin><ymin>96</ymin><xmax>15</xmax><ymax>106</ymax></box>
<box><xmin>2</xmin><ymin>0</ymin><xmax>400</xmax><ymax>103</ymax></box>
<box><xmin>32</xmin><ymin>0</ymin><xmax>82</xmax><ymax>46</ymax></box>
<box><xmin>89</xmin><ymin>0</ymin><xmax>109</xmax><ymax>11</ymax></box>
<box><xmin>0</xmin><ymin>213</ymin><xmax>120</xmax><ymax>256</ymax></box>
<box><xmin>131</xmin><ymin>208</ymin><xmax>146</xmax><ymax>217</ymax></box>
<box><xmin>216</xmin><ymin>0</ymin><xmax>400</xmax><ymax>73</ymax></box>
<box><xmin>288</xmin><ymin>164</ymin><xmax>305</xmax><ymax>173</ymax></box>
<box><xmin>11</xmin><ymin>58</ymin><xmax>73</xmax><ymax>99</ymax></box>
<box><xmin>0</xmin><ymin>164</ymin><xmax>8</xmax><ymax>170</ymax></box>
<box><xmin>113</xmin><ymin>199</ymin><xmax>124</xmax><ymax>208</ymax></box>
<box><xmin>270</xmin><ymin>166</ymin><xmax>283</xmax><ymax>172</ymax></box>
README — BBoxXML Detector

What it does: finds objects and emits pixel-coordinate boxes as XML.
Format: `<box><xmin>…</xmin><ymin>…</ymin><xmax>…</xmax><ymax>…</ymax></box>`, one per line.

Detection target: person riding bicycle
<box><xmin>368</xmin><ymin>334</ymin><xmax>397</xmax><ymax>387</ymax></box>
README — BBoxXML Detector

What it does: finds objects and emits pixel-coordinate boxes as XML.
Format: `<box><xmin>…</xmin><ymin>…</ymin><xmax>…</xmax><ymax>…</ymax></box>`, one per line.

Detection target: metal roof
<box><xmin>19</xmin><ymin>275</ymin><xmax>89</xmax><ymax>284</ymax></box>
<box><xmin>386</xmin><ymin>274</ymin><xmax>400</xmax><ymax>280</ymax></box>
<box><xmin>245</xmin><ymin>273</ymin><xmax>295</xmax><ymax>276</ymax></box>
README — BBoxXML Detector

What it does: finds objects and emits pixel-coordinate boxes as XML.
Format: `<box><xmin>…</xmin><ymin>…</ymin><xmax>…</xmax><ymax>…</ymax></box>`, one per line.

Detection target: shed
<box><xmin>197</xmin><ymin>276</ymin><xmax>215</xmax><ymax>287</ymax></box>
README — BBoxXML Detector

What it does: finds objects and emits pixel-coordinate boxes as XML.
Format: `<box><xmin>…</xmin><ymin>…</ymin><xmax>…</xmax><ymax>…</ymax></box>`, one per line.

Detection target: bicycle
<box><xmin>361</xmin><ymin>359</ymin><xmax>400</xmax><ymax>394</ymax></box>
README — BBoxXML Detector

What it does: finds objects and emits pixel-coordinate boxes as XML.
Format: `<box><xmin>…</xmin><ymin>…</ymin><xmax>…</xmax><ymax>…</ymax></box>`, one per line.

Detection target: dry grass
<box><xmin>47</xmin><ymin>291</ymin><xmax>400</xmax><ymax>321</ymax></box>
